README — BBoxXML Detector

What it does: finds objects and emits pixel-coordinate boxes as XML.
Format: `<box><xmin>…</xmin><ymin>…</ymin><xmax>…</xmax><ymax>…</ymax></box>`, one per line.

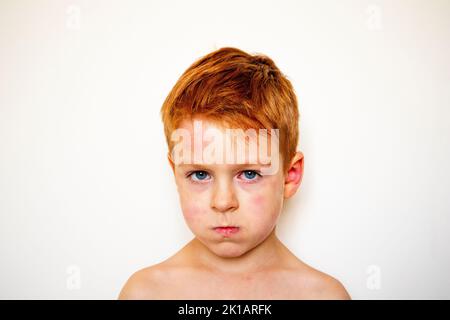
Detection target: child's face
<box><xmin>168</xmin><ymin>118</ymin><xmax>303</xmax><ymax>258</ymax></box>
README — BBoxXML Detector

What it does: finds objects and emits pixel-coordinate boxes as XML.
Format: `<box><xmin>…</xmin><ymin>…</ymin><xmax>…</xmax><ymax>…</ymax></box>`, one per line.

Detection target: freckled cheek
<box><xmin>250</xmin><ymin>197</ymin><xmax>280</xmax><ymax>222</ymax></box>
<box><xmin>244</xmin><ymin>189</ymin><xmax>283</xmax><ymax>229</ymax></box>
<box><xmin>180</xmin><ymin>194</ymin><xmax>209</xmax><ymax>226</ymax></box>
<box><xmin>250</xmin><ymin>195</ymin><xmax>266</xmax><ymax>213</ymax></box>
<box><xmin>176</xmin><ymin>181</ymin><xmax>209</xmax><ymax>223</ymax></box>
<box><xmin>250</xmin><ymin>178</ymin><xmax>283</xmax><ymax>212</ymax></box>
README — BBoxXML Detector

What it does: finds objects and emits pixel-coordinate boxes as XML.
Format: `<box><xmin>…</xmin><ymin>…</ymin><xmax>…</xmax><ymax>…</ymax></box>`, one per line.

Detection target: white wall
<box><xmin>1</xmin><ymin>0</ymin><xmax>449</xmax><ymax>299</ymax></box>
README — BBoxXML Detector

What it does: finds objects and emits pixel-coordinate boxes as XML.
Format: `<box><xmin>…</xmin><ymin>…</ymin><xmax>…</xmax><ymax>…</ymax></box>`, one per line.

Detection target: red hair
<box><xmin>160</xmin><ymin>47</ymin><xmax>299</xmax><ymax>174</ymax></box>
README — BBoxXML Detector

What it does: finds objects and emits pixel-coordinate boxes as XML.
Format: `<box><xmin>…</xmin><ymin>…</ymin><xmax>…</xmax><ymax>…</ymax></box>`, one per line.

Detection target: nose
<box><xmin>210</xmin><ymin>178</ymin><xmax>238</xmax><ymax>213</ymax></box>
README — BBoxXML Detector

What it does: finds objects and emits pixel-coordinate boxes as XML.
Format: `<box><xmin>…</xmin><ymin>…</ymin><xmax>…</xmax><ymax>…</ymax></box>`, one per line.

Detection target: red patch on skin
<box><xmin>183</xmin><ymin>205</ymin><xmax>197</xmax><ymax>216</ymax></box>
<box><xmin>183</xmin><ymin>204</ymin><xmax>206</xmax><ymax>224</ymax></box>
<box><xmin>251</xmin><ymin>195</ymin><xmax>266</xmax><ymax>212</ymax></box>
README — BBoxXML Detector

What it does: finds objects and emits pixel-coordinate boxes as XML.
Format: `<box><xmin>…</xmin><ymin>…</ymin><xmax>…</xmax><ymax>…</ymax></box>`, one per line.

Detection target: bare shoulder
<box><xmin>118</xmin><ymin>263</ymin><xmax>170</xmax><ymax>300</ymax></box>
<box><xmin>309</xmin><ymin>271</ymin><xmax>351</xmax><ymax>300</ymax></box>
<box><xmin>118</xmin><ymin>244</ymin><xmax>199</xmax><ymax>299</ymax></box>
<box><xmin>290</xmin><ymin>263</ymin><xmax>351</xmax><ymax>300</ymax></box>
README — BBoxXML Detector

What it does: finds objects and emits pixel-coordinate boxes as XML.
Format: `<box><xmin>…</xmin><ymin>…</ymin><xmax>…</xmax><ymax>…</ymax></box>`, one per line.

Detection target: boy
<box><xmin>119</xmin><ymin>47</ymin><xmax>350</xmax><ymax>299</ymax></box>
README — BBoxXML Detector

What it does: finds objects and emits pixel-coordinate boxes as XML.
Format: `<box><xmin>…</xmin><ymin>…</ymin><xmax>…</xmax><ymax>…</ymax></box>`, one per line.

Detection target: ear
<box><xmin>284</xmin><ymin>151</ymin><xmax>304</xmax><ymax>199</ymax></box>
<box><xmin>167</xmin><ymin>152</ymin><xmax>175</xmax><ymax>174</ymax></box>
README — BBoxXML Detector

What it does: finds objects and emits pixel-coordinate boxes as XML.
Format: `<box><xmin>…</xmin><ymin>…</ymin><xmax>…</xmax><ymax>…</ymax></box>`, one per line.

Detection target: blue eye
<box><xmin>187</xmin><ymin>170</ymin><xmax>261</xmax><ymax>183</ymax></box>
<box><xmin>190</xmin><ymin>171</ymin><xmax>210</xmax><ymax>182</ymax></box>
<box><xmin>241</xmin><ymin>170</ymin><xmax>261</xmax><ymax>181</ymax></box>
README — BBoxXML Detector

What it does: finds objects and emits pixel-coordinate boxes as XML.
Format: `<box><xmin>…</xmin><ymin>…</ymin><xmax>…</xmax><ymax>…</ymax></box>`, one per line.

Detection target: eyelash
<box><xmin>186</xmin><ymin>170</ymin><xmax>262</xmax><ymax>184</ymax></box>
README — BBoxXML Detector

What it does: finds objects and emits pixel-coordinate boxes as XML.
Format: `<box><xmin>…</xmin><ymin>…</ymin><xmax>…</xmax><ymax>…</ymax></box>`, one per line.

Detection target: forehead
<box><xmin>175</xmin><ymin>117</ymin><xmax>274</xmax><ymax>149</ymax></box>
<box><xmin>170</xmin><ymin>117</ymin><xmax>280</xmax><ymax>175</ymax></box>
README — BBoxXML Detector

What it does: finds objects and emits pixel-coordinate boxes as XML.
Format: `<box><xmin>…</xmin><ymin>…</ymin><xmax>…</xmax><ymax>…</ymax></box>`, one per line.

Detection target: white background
<box><xmin>1</xmin><ymin>0</ymin><xmax>449</xmax><ymax>299</ymax></box>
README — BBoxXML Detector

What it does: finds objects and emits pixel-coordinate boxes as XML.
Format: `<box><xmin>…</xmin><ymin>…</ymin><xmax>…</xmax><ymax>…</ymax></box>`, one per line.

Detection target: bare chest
<box><xmin>155</xmin><ymin>271</ymin><xmax>312</xmax><ymax>300</ymax></box>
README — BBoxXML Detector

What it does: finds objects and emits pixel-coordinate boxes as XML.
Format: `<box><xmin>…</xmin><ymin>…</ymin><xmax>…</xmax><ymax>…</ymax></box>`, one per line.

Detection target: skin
<box><xmin>119</xmin><ymin>118</ymin><xmax>351</xmax><ymax>300</ymax></box>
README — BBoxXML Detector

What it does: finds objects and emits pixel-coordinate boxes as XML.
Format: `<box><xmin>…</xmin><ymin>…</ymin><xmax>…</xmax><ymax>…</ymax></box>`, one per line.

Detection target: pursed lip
<box><xmin>213</xmin><ymin>225</ymin><xmax>239</xmax><ymax>228</ymax></box>
<box><xmin>213</xmin><ymin>226</ymin><xmax>240</xmax><ymax>236</ymax></box>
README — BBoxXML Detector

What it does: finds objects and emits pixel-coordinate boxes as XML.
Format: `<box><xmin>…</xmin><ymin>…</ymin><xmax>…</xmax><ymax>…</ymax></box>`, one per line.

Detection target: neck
<box><xmin>186</xmin><ymin>228</ymin><xmax>289</xmax><ymax>276</ymax></box>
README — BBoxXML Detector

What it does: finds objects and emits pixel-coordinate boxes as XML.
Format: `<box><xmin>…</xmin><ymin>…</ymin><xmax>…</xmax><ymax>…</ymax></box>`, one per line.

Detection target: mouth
<box><xmin>213</xmin><ymin>226</ymin><xmax>240</xmax><ymax>236</ymax></box>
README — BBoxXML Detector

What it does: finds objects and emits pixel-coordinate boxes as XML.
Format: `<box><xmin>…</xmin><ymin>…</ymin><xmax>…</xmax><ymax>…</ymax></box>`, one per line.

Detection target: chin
<box><xmin>210</xmin><ymin>242</ymin><xmax>248</xmax><ymax>258</ymax></box>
